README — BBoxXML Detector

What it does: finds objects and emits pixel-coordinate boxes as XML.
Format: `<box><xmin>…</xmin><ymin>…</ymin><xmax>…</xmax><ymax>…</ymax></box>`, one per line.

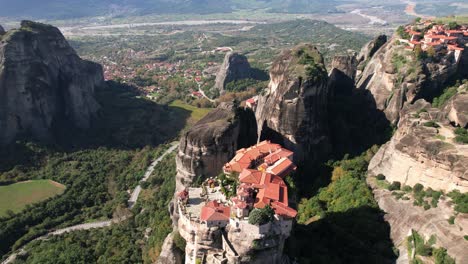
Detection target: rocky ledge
<box><xmin>369</xmin><ymin>98</ymin><xmax>468</xmax><ymax>193</ymax></box>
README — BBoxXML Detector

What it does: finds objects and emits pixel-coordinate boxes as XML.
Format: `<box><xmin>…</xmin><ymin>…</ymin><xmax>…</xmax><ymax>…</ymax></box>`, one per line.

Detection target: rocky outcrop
<box><xmin>0</xmin><ymin>25</ymin><xmax>5</xmax><ymax>35</ymax></box>
<box><xmin>213</xmin><ymin>52</ymin><xmax>252</xmax><ymax>92</ymax></box>
<box><xmin>356</xmin><ymin>34</ymin><xmax>387</xmax><ymax>73</ymax></box>
<box><xmin>157</xmin><ymin>233</ymin><xmax>184</xmax><ymax>264</ymax></box>
<box><xmin>175</xmin><ymin>102</ymin><xmax>257</xmax><ymax>191</ymax></box>
<box><xmin>369</xmin><ymin>99</ymin><xmax>468</xmax><ymax>193</ymax></box>
<box><xmin>356</xmin><ymin>34</ymin><xmax>462</xmax><ymax>124</ymax></box>
<box><xmin>0</xmin><ymin>21</ymin><xmax>102</xmax><ymax>145</ymax></box>
<box><xmin>255</xmin><ymin>44</ymin><xmax>331</xmax><ymax>163</ymax></box>
<box><xmin>328</xmin><ymin>55</ymin><xmax>357</xmax><ymax>96</ymax></box>
<box><xmin>443</xmin><ymin>89</ymin><xmax>468</xmax><ymax>128</ymax></box>
<box><xmin>368</xmin><ymin>178</ymin><xmax>468</xmax><ymax>264</ymax></box>
<box><xmin>331</xmin><ymin>55</ymin><xmax>358</xmax><ymax>81</ymax></box>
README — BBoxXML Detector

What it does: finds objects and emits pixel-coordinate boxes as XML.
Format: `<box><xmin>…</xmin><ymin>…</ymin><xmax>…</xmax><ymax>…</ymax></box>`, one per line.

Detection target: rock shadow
<box><xmin>285</xmin><ymin>206</ymin><xmax>397</xmax><ymax>264</ymax></box>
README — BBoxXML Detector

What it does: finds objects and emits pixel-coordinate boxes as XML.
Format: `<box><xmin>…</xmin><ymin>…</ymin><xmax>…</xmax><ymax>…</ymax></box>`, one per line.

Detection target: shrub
<box><xmin>402</xmin><ymin>186</ymin><xmax>412</xmax><ymax>192</ymax></box>
<box><xmin>376</xmin><ymin>174</ymin><xmax>386</xmax><ymax>180</ymax></box>
<box><xmin>248</xmin><ymin>206</ymin><xmax>275</xmax><ymax>226</ymax></box>
<box><xmin>392</xmin><ymin>191</ymin><xmax>404</xmax><ymax>200</ymax></box>
<box><xmin>423</xmin><ymin>203</ymin><xmax>431</xmax><ymax>210</ymax></box>
<box><xmin>423</xmin><ymin>121</ymin><xmax>440</xmax><ymax>128</ymax></box>
<box><xmin>454</xmin><ymin>128</ymin><xmax>468</xmax><ymax>144</ymax></box>
<box><xmin>448</xmin><ymin>216</ymin><xmax>455</xmax><ymax>225</ymax></box>
<box><xmin>388</xmin><ymin>181</ymin><xmax>401</xmax><ymax>191</ymax></box>
<box><xmin>433</xmin><ymin>247</ymin><xmax>456</xmax><ymax>264</ymax></box>
<box><xmin>173</xmin><ymin>231</ymin><xmax>186</xmax><ymax>252</ymax></box>
<box><xmin>413</xmin><ymin>184</ymin><xmax>424</xmax><ymax>193</ymax></box>
<box><xmin>447</xmin><ymin>190</ymin><xmax>468</xmax><ymax>213</ymax></box>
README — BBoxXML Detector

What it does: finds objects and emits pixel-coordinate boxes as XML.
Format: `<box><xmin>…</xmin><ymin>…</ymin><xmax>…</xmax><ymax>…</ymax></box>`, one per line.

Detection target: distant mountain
<box><xmin>0</xmin><ymin>0</ymin><xmax>343</xmax><ymax>19</ymax></box>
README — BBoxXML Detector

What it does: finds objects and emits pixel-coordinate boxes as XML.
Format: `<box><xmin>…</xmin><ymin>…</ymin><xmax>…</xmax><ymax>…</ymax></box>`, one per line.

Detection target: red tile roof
<box><xmin>448</xmin><ymin>45</ymin><xmax>465</xmax><ymax>51</ymax></box>
<box><xmin>266</xmin><ymin>157</ymin><xmax>297</xmax><ymax>177</ymax></box>
<box><xmin>271</xmin><ymin>201</ymin><xmax>297</xmax><ymax>218</ymax></box>
<box><xmin>246</xmin><ymin>98</ymin><xmax>256</xmax><ymax>104</ymax></box>
<box><xmin>223</xmin><ymin>141</ymin><xmax>283</xmax><ymax>173</ymax></box>
<box><xmin>200</xmin><ymin>201</ymin><xmax>230</xmax><ymax>222</ymax></box>
<box><xmin>264</xmin><ymin>148</ymin><xmax>294</xmax><ymax>165</ymax></box>
<box><xmin>239</xmin><ymin>169</ymin><xmax>263</xmax><ymax>185</ymax></box>
<box><xmin>178</xmin><ymin>189</ymin><xmax>189</xmax><ymax>199</ymax></box>
<box><xmin>447</xmin><ymin>30</ymin><xmax>463</xmax><ymax>34</ymax></box>
<box><xmin>407</xmin><ymin>30</ymin><xmax>422</xmax><ymax>36</ymax></box>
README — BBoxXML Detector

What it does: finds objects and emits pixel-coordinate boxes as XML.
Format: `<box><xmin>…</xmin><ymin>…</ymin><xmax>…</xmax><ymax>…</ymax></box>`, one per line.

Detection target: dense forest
<box><xmin>0</xmin><ymin>83</ymin><xmax>189</xmax><ymax>259</ymax></box>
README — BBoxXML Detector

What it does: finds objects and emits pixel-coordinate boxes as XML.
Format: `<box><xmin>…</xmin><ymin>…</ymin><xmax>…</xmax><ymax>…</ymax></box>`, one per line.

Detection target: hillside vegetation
<box><xmin>0</xmin><ymin>82</ymin><xmax>198</xmax><ymax>258</ymax></box>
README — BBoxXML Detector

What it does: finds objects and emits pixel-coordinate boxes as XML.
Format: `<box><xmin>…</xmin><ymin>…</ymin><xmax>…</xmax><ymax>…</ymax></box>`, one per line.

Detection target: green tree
<box><xmin>448</xmin><ymin>22</ymin><xmax>459</xmax><ymax>30</ymax></box>
<box><xmin>248</xmin><ymin>205</ymin><xmax>275</xmax><ymax>226</ymax></box>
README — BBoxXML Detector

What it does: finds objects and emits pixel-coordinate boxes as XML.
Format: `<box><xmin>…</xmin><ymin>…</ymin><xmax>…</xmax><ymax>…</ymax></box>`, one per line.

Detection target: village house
<box><xmin>403</xmin><ymin>21</ymin><xmax>467</xmax><ymax>62</ymax></box>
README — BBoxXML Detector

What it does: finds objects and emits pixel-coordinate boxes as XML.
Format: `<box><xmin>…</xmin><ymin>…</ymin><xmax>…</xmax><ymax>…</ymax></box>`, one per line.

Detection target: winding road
<box><xmin>2</xmin><ymin>142</ymin><xmax>179</xmax><ymax>264</ymax></box>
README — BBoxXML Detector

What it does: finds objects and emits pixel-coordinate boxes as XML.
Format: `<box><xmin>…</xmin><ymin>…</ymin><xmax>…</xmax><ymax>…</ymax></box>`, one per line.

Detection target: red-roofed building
<box><xmin>223</xmin><ymin>141</ymin><xmax>283</xmax><ymax>174</ymax></box>
<box><xmin>239</xmin><ymin>169</ymin><xmax>263</xmax><ymax>185</ymax></box>
<box><xmin>266</xmin><ymin>157</ymin><xmax>297</xmax><ymax>178</ymax></box>
<box><xmin>178</xmin><ymin>189</ymin><xmax>189</xmax><ymax>204</ymax></box>
<box><xmin>246</xmin><ymin>97</ymin><xmax>258</xmax><ymax>109</ymax></box>
<box><xmin>264</xmin><ymin>148</ymin><xmax>294</xmax><ymax>165</ymax></box>
<box><xmin>200</xmin><ymin>200</ymin><xmax>231</xmax><ymax>227</ymax></box>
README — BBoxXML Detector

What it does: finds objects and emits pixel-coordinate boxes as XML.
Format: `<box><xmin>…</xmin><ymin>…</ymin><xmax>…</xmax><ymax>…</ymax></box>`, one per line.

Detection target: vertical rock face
<box><xmin>255</xmin><ymin>44</ymin><xmax>331</xmax><ymax>163</ymax></box>
<box><xmin>0</xmin><ymin>21</ymin><xmax>102</xmax><ymax>145</ymax></box>
<box><xmin>0</xmin><ymin>25</ymin><xmax>5</xmax><ymax>35</ymax></box>
<box><xmin>213</xmin><ymin>52</ymin><xmax>252</xmax><ymax>92</ymax></box>
<box><xmin>157</xmin><ymin>233</ymin><xmax>184</xmax><ymax>264</ymax></box>
<box><xmin>356</xmin><ymin>34</ymin><xmax>462</xmax><ymax>124</ymax></box>
<box><xmin>175</xmin><ymin>102</ymin><xmax>257</xmax><ymax>191</ymax></box>
<box><xmin>328</xmin><ymin>55</ymin><xmax>357</xmax><ymax>96</ymax></box>
<box><xmin>356</xmin><ymin>34</ymin><xmax>387</xmax><ymax>72</ymax></box>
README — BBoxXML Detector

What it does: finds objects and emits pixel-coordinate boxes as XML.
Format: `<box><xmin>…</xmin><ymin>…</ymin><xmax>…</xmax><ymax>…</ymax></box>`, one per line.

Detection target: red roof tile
<box><xmin>267</xmin><ymin>157</ymin><xmax>297</xmax><ymax>177</ymax></box>
<box><xmin>239</xmin><ymin>169</ymin><xmax>263</xmax><ymax>185</ymax></box>
<box><xmin>200</xmin><ymin>201</ymin><xmax>230</xmax><ymax>222</ymax></box>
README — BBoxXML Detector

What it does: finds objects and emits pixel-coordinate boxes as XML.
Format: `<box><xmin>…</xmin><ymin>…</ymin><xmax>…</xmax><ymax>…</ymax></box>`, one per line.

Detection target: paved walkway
<box><xmin>2</xmin><ymin>142</ymin><xmax>179</xmax><ymax>264</ymax></box>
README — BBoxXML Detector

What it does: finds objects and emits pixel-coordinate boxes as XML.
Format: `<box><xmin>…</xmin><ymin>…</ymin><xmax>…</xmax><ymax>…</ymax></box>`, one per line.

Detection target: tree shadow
<box><xmin>285</xmin><ymin>206</ymin><xmax>397</xmax><ymax>264</ymax></box>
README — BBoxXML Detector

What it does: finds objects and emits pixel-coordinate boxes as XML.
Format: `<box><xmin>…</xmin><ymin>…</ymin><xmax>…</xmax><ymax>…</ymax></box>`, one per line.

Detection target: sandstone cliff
<box><xmin>255</xmin><ymin>44</ymin><xmax>331</xmax><ymax>163</ymax></box>
<box><xmin>368</xmin><ymin>177</ymin><xmax>468</xmax><ymax>264</ymax></box>
<box><xmin>213</xmin><ymin>52</ymin><xmax>252</xmax><ymax>93</ymax></box>
<box><xmin>328</xmin><ymin>55</ymin><xmax>357</xmax><ymax>96</ymax></box>
<box><xmin>356</xmin><ymin>34</ymin><xmax>387</xmax><ymax>75</ymax></box>
<box><xmin>369</xmin><ymin>98</ymin><xmax>468</xmax><ymax>193</ymax></box>
<box><xmin>175</xmin><ymin>102</ymin><xmax>257</xmax><ymax>191</ymax></box>
<box><xmin>444</xmin><ymin>91</ymin><xmax>468</xmax><ymax>128</ymax></box>
<box><xmin>356</xmin><ymin>34</ymin><xmax>462</xmax><ymax>124</ymax></box>
<box><xmin>0</xmin><ymin>21</ymin><xmax>102</xmax><ymax>145</ymax></box>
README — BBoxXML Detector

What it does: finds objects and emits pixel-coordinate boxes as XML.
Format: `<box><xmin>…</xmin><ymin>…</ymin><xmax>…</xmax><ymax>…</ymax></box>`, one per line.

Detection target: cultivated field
<box><xmin>0</xmin><ymin>180</ymin><xmax>66</xmax><ymax>217</ymax></box>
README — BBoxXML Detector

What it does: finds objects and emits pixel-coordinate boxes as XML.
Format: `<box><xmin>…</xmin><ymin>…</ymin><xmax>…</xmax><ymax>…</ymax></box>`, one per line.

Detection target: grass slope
<box><xmin>0</xmin><ymin>180</ymin><xmax>65</xmax><ymax>217</ymax></box>
<box><xmin>169</xmin><ymin>100</ymin><xmax>212</xmax><ymax>125</ymax></box>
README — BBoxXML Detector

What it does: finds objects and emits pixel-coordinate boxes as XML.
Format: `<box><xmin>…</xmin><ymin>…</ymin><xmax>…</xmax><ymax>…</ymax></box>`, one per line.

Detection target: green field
<box><xmin>436</xmin><ymin>15</ymin><xmax>468</xmax><ymax>24</ymax></box>
<box><xmin>169</xmin><ymin>100</ymin><xmax>212</xmax><ymax>124</ymax></box>
<box><xmin>0</xmin><ymin>180</ymin><xmax>66</xmax><ymax>217</ymax></box>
